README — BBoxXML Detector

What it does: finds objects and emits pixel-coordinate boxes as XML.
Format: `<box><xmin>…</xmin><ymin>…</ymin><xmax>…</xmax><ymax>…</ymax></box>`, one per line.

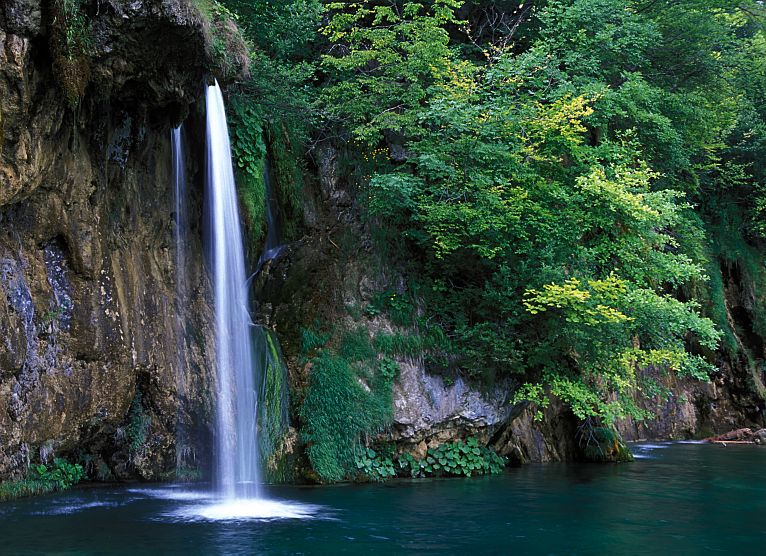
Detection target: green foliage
<box><xmin>339</xmin><ymin>327</ymin><xmax>377</xmax><ymax>362</ymax></box>
<box><xmin>125</xmin><ymin>391</ymin><xmax>150</xmax><ymax>454</ymax></box>
<box><xmin>301</xmin><ymin>327</ymin><xmax>330</xmax><ymax>354</ymax></box>
<box><xmin>577</xmin><ymin>421</ymin><xmax>633</xmax><ymax>463</ymax></box>
<box><xmin>219</xmin><ymin>0</ymin><xmax>320</xmax><ymax>138</ymax></box>
<box><xmin>267</xmin><ymin>123</ymin><xmax>306</xmax><ymax>242</ymax></box>
<box><xmin>315</xmin><ymin>0</ymin><xmax>766</xmax><ymax>424</ymax></box>
<box><xmin>374</xmin><ymin>331</ymin><xmax>439</xmax><ymax>358</ymax></box>
<box><xmin>299</xmin><ymin>350</ymin><xmax>393</xmax><ymax>482</ymax></box>
<box><xmin>353</xmin><ymin>439</ymin><xmax>505</xmax><ymax>481</ymax></box>
<box><xmin>229</xmin><ymin>95</ymin><xmax>268</xmax><ymax>251</ymax></box>
<box><xmin>0</xmin><ymin>458</ymin><xmax>85</xmax><ymax>502</ymax></box>
<box><xmin>320</xmin><ymin>0</ymin><xmax>464</xmax><ymax>144</ymax></box>
<box><xmin>397</xmin><ymin>439</ymin><xmax>505</xmax><ymax>478</ymax></box>
<box><xmin>355</xmin><ymin>447</ymin><xmax>396</xmax><ymax>481</ymax></box>
<box><xmin>49</xmin><ymin>0</ymin><xmax>92</xmax><ymax>106</ymax></box>
<box><xmin>206</xmin><ymin>0</ymin><xmax>311</xmax><ymax>253</ymax></box>
<box><xmin>0</xmin><ymin>477</ymin><xmax>57</xmax><ymax>502</ymax></box>
<box><xmin>34</xmin><ymin>458</ymin><xmax>85</xmax><ymax>490</ymax></box>
<box><xmin>224</xmin><ymin>0</ymin><xmax>766</xmax><ymax>433</ymax></box>
<box><xmin>296</xmin><ymin>308</ymin><xmax>446</xmax><ymax>483</ymax></box>
<box><xmin>54</xmin><ymin>0</ymin><xmax>92</xmax><ymax>60</ymax></box>
<box><xmin>378</xmin><ymin>357</ymin><xmax>399</xmax><ymax>382</ymax></box>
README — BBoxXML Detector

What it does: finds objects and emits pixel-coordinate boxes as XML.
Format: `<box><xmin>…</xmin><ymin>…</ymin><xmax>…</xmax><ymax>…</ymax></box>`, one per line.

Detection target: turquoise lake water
<box><xmin>0</xmin><ymin>442</ymin><xmax>764</xmax><ymax>554</ymax></box>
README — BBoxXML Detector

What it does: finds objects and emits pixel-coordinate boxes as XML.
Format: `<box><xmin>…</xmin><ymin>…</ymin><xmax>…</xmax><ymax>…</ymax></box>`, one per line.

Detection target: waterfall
<box><xmin>172</xmin><ymin>126</ymin><xmax>187</xmax><ymax>297</ymax></box>
<box><xmin>172</xmin><ymin>126</ymin><xmax>195</xmax><ymax>474</ymax></box>
<box><xmin>162</xmin><ymin>82</ymin><xmax>313</xmax><ymax>521</ymax></box>
<box><xmin>255</xmin><ymin>160</ymin><xmax>286</xmax><ymax>272</ymax></box>
<box><xmin>205</xmin><ymin>80</ymin><xmax>261</xmax><ymax>499</ymax></box>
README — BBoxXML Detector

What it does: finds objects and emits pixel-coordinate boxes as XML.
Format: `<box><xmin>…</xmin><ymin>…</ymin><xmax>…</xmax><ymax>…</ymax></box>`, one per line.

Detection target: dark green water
<box><xmin>0</xmin><ymin>442</ymin><xmax>764</xmax><ymax>555</ymax></box>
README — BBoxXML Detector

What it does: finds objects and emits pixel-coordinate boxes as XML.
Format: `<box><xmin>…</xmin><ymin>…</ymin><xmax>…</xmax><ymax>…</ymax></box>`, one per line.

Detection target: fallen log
<box><xmin>704</xmin><ymin>428</ymin><xmax>753</xmax><ymax>442</ymax></box>
<box><xmin>709</xmin><ymin>440</ymin><xmax>755</xmax><ymax>445</ymax></box>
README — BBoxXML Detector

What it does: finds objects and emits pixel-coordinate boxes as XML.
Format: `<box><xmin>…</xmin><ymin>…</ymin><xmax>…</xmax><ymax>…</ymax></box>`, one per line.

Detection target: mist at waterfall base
<box><xmin>169</xmin><ymin>80</ymin><xmax>306</xmax><ymax>520</ymax></box>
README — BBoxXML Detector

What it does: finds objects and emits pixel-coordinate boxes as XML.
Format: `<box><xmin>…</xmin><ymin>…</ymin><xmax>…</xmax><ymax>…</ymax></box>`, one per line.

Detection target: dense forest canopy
<box><xmin>199</xmin><ymin>0</ymin><xmax>766</xmax><ymax>469</ymax></box>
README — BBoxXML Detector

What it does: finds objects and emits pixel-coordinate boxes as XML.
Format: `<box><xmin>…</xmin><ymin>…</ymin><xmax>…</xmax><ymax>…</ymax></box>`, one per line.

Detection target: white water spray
<box><xmin>205</xmin><ymin>80</ymin><xmax>261</xmax><ymax>499</ymax></box>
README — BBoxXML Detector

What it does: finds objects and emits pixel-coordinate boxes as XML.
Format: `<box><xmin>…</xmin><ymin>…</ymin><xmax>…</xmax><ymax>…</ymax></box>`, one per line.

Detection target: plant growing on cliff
<box><xmin>0</xmin><ymin>458</ymin><xmax>84</xmax><ymax>502</ymax></box>
<box><xmin>125</xmin><ymin>391</ymin><xmax>151</xmax><ymax>455</ymax></box>
<box><xmin>194</xmin><ymin>0</ymin><xmax>251</xmax><ymax>80</ymax></box>
<box><xmin>414</xmin><ymin>439</ymin><xmax>505</xmax><ymax>478</ymax></box>
<box><xmin>216</xmin><ymin>0</ymin><xmax>766</xmax><ymax>457</ymax></box>
<box><xmin>229</xmin><ymin>95</ymin><xmax>268</xmax><ymax>250</ymax></box>
<box><xmin>298</xmin><ymin>345</ymin><xmax>393</xmax><ymax>482</ymax></box>
<box><xmin>49</xmin><ymin>0</ymin><xmax>92</xmax><ymax>106</ymax></box>
<box><xmin>34</xmin><ymin>458</ymin><xmax>85</xmax><ymax>490</ymax></box>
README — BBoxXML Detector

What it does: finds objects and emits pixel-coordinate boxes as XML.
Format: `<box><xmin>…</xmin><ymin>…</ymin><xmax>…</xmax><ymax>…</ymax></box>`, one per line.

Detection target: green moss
<box><xmin>298</xmin><ymin>325</ymin><xmax>395</xmax><ymax>482</ymax></box>
<box><xmin>259</xmin><ymin>329</ymin><xmax>291</xmax><ymax>481</ymax></box>
<box><xmin>708</xmin><ymin>206</ymin><xmax>766</xmax><ymax>337</ymax></box>
<box><xmin>237</xmin><ymin>168</ymin><xmax>266</xmax><ymax>255</ymax></box>
<box><xmin>704</xmin><ymin>255</ymin><xmax>739</xmax><ymax>352</ymax></box>
<box><xmin>266</xmin><ymin>122</ymin><xmax>305</xmax><ymax>241</ymax></box>
<box><xmin>578</xmin><ymin>424</ymin><xmax>633</xmax><ymax>463</ymax></box>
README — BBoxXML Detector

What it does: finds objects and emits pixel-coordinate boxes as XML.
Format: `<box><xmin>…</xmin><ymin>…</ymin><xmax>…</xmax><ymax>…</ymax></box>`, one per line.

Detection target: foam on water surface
<box><xmin>172</xmin><ymin>498</ymin><xmax>322</xmax><ymax>522</ymax></box>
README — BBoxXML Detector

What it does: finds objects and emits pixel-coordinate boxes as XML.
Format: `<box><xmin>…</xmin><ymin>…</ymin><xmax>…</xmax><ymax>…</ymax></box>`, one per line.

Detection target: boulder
<box><xmin>753</xmin><ymin>429</ymin><xmax>766</xmax><ymax>445</ymax></box>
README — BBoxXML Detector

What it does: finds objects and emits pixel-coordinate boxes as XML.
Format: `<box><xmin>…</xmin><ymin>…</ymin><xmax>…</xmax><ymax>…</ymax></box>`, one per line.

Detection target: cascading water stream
<box><xmin>205</xmin><ymin>80</ymin><xmax>261</xmax><ymax>500</ymax></box>
<box><xmin>250</xmin><ymin>158</ymin><xmax>290</xmax><ymax>465</ymax></box>
<box><xmin>257</xmin><ymin>159</ymin><xmax>285</xmax><ymax>268</ymax></box>
<box><xmin>173</xmin><ymin>127</ymin><xmax>187</xmax><ymax>302</ymax></box>
<box><xmin>171</xmin><ymin>125</ymin><xmax>192</xmax><ymax>472</ymax></box>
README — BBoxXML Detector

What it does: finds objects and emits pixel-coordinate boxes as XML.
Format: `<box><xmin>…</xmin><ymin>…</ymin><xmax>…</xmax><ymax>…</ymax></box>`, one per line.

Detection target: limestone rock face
<box><xmin>0</xmin><ymin>0</ymin><xmax>217</xmax><ymax>480</ymax></box>
<box><xmin>392</xmin><ymin>358</ymin><xmax>512</xmax><ymax>446</ymax></box>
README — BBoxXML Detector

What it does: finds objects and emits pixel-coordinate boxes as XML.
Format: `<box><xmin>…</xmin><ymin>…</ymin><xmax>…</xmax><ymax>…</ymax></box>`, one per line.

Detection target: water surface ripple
<box><xmin>0</xmin><ymin>443</ymin><xmax>764</xmax><ymax>554</ymax></box>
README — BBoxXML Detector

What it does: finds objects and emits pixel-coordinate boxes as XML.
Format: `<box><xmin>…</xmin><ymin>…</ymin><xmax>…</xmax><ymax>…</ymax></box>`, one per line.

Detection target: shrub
<box><xmin>34</xmin><ymin>458</ymin><xmax>86</xmax><ymax>490</ymax></box>
<box><xmin>299</xmin><ymin>351</ymin><xmax>392</xmax><ymax>482</ymax></box>
<box><xmin>0</xmin><ymin>457</ymin><xmax>85</xmax><ymax>502</ymax></box>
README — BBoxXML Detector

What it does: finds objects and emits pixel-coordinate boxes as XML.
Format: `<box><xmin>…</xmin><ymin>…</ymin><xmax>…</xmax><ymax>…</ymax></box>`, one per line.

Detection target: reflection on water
<box><xmin>0</xmin><ymin>443</ymin><xmax>764</xmax><ymax>554</ymax></box>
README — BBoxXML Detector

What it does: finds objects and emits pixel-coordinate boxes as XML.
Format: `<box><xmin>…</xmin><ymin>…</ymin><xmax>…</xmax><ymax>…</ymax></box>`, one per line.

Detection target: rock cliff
<box><xmin>0</xmin><ymin>0</ymin><xmax>215</xmax><ymax>480</ymax></box>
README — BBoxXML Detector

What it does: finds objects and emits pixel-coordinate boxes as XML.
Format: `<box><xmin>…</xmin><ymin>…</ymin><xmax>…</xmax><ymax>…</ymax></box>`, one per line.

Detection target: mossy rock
<box><xmin>580</xmin><ymin>427</ymin><xmax>633</xmax><ymax>463</ymax></box>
